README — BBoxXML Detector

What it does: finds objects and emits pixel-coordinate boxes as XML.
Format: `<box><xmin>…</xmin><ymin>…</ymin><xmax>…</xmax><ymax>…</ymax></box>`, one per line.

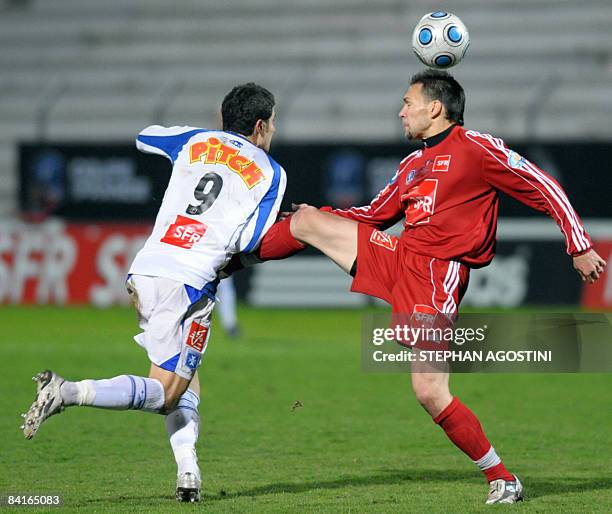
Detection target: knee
<box><xmin>412</xmin><ymin>379</ymin><xmax>446</xmax><ymax>413</ymax></box>
<box><xmin>290</xmin><ymin>205</ymin><xmax>320</xmax><ymax>241</ymax></box>
<box><xmin>413</xmin><ymin>385</ymin><xmax>438</xmax><ymax>411</ymax></box>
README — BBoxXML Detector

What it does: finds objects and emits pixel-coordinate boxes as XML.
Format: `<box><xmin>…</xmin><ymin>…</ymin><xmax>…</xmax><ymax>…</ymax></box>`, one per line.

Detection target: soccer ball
<box><xmin>412</xmin><ymin>11</ymin><xmax>470</xmax><ymax>69</ymax></box>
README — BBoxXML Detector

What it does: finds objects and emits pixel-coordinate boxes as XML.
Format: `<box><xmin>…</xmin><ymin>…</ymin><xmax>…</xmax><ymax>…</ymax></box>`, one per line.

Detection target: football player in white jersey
<box><xmin>21</xmin><ymin>83</ymin><xmax>286</xmax><ymax>503</ymax></box>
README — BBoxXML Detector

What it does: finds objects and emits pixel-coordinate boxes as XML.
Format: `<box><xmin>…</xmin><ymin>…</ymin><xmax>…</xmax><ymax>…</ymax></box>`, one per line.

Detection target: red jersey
<box><xmin>333</xmin><ymin>125</ymin><xmax>592</xmax><ymax>268</ymax></box>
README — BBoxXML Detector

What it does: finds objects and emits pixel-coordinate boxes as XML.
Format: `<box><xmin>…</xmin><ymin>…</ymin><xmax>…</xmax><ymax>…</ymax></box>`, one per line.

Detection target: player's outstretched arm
<box><xmin>331</xmin><ymin>177</ymin><xmax>403</xmax><ymax>230</ymax></box>
<box><xmin>470</xmin><ymin>132</ymin><xmax>593</xmax><ymax>260</ymax></box>
<box><xmin>573</xmin><ymin>249</ymin><xmax>607</xmax><ymax>283</ymax></box>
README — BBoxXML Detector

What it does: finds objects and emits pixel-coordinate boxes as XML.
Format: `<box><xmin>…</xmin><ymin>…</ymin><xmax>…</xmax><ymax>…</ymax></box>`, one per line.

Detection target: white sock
<box><xmin>60</xmin><ymin>375</ymin><xmax>165</xmax><ymax>413</ymax></box>
<box><xmin>473</xmin><ymin>445</ymin><xmax>502</xmax><ymax>471</ymax></box>
<box><xmin>165</xmin><ymin>389</ymin><xmax>200</xmax><ymax>477</ymax></box>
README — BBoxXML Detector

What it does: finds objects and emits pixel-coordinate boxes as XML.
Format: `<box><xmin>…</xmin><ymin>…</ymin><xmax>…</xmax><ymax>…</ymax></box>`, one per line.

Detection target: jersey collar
<box><xmin>225</xmin><ymin>130</ymin><xmax>253</xmax><ymax>144</ymax></box>
<box><xmin>422</xmin><ymin>124</ymin><xmax>456</xmax><ymax>148</ymax></box>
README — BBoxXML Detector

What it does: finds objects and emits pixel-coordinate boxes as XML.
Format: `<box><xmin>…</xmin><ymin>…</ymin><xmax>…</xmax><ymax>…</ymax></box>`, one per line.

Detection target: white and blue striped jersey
<box><xmin>129</xmin><ymin>125</ymin><xmax>286</xmax><ymax>290</ymax></box>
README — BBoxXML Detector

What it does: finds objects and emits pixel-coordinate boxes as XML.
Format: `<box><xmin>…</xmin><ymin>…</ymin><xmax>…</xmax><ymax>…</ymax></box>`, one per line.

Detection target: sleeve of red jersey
<box><xmin>331</xmin><ymin>170</ymin><xmax>404</xmax><ymax>230</ymax></box>
<box><xmin>467</xmin><ymin>131</ymin><xmax>592</xmax><ymax>256</ymax></box>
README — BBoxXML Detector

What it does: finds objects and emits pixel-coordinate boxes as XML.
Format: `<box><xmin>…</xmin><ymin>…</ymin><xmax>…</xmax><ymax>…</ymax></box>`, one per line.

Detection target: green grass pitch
<box><xmin>1</xmin><ymin>306</ymin><xmax>611</xmax><ymax>513</ymax></box>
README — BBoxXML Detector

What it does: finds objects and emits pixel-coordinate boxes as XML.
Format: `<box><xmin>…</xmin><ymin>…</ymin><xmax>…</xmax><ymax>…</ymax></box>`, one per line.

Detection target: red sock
<box><xmin>433</xmin><ymin>397</ymin><xmax>514</xmax><ymax>482</ymax></box>
<box><xmin>258</xmin><ymin>215</ymin><xmax>306</xmax><ymax>261</ymax></box>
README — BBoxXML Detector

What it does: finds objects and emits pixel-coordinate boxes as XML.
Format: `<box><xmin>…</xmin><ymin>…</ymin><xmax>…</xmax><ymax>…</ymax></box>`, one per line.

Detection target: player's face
<box><xmin>399</xmin><ymin>84</ymin><xmax>433</xmax><ymax>140</ymax></box>
<box><xmin>258</xmin><ymin>109</ymin><xmax>276</xmax><ymax>152</ymax></box>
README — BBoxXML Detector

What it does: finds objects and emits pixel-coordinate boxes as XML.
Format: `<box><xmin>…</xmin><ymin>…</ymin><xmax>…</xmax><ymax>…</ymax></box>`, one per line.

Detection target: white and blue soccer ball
<box><xmin>412</xmin><ymin>11</ymin><xmax>470</xmax><ymax>69</ymax></box>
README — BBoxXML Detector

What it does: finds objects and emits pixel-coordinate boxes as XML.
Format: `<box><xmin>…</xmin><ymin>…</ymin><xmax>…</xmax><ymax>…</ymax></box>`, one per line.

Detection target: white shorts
<box><xmin>126</xmin><ymin>274</ymin><xmax>215</xmax><ymax>380</ymax></box>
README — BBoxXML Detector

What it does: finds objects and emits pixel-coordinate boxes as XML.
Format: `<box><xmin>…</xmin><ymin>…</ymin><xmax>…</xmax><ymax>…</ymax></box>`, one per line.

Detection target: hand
<box><xmin>277</xmin><ymin>203</ymin><xmax>311</xmax><ymax>221</ymax></box>
<box><xmin>573</xmin><ymin>249</ymin><xmax>607</xmax><ymax>284</ymax></box>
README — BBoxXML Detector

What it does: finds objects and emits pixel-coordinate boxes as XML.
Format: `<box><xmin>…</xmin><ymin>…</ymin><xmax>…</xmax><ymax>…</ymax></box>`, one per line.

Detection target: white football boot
<box><xmin>176</xmin><ymin>471</ymin><xmax>201</xmax><ymax>503</ymax></box>
<box><xmin>486</xmin><ymin>475</ymin><xmax>524</xmax><ymax>504</ymax></box>
<box><xmin>22</xmin><ymin>370</ymin><xmax>65</xmax><ymax>439</ymax></box>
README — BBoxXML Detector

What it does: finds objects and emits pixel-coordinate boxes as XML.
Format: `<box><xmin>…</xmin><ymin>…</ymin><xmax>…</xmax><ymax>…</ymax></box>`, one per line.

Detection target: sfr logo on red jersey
<box><xmin>161</xmin><ymin>215</ymin><xmax>207</xmax><ymax>249</ymax></box>
<box><xmin>186</xmin><ymin>320</ymin><xmax>209</xmax><ymax>352</ymax></box>
<box><xmin>403</xmin><ymin>178</ymin><xmax>438</xmax><ymax>225</ymax></box>
<box><xmin>432</xmin><ymin>155</ymin><xmax>451</xmax><ymax>172</ymax></box>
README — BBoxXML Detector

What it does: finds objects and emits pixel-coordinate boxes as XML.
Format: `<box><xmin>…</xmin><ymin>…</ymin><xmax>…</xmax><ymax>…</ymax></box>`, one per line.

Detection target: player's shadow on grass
<box><xmin>524</xmin><ymin>476</ymin><xmax>612</xmax><ymax>500</ymax></box>
<box><xmin>204</xmin><ymin>468</ymin><xmax>477</xmax><ymax>501</ymax></box>
<box><xmin>206</xmin><ymin>470</ymin><xmax>612</xmax><ymax>502</ymax></box>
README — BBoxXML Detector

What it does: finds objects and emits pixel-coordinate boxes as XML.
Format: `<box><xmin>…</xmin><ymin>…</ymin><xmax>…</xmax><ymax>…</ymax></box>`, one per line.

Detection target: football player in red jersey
<box><xmin>227</xmin><ymin>69</ymin><xmax>606</xmax><ymax>504</ymax></box>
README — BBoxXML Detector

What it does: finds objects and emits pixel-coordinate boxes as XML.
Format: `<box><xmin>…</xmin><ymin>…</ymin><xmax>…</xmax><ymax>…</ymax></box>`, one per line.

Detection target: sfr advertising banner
<box><xmin>0</xmin><ymin>220</ymin><xmax>150</xmax><ymax>306</ymax></box>
<box><xmin>0</xmin><ymin>220</ymin><xmax>608</xmax><ymax>307</ymax></box>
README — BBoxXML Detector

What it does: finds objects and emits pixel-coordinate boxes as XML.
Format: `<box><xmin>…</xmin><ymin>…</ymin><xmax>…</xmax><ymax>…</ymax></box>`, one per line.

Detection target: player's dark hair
<box><xmin>221</xmin><ymin>83</ymin><xmax>275</xmax><ymax>136</ymax></box>
<box><xmin>410</xmin><ymin>69</ymin><xmax>465</xmax><ymax>125</ymax></box>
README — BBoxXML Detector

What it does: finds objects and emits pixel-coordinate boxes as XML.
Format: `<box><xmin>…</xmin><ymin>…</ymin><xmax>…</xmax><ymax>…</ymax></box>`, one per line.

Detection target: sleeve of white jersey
<box><xmin>238</xmin><ymin>166</ymin><xmax>287</xmax><ymax>253</ymax></box>
<box><xmin>136</xmin><ymin>125</ymin><xmax>204</xmax><ymax>162</ymax></box>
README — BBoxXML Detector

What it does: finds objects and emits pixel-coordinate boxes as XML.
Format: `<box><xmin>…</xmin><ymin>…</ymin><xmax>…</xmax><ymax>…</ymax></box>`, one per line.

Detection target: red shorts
<box><xmin>351</xmin><ymin>224</ymin><xmax>470</xmax><ymax>349</ymax></box>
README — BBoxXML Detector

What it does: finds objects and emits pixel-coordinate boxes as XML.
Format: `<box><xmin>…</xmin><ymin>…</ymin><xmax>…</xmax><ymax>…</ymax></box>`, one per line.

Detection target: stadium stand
<box><xmin>0</xmin><ymin>0</ymin><xmax>611</xmax><ymax>214</ymax></box>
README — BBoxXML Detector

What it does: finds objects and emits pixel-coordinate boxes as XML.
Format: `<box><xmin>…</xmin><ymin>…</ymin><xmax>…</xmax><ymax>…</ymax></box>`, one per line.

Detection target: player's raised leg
<box><xmin>22</xmin><ymin>362</ymin><xmax>195</xmax><ymax>438</ymax></box>
<box><xmin>22</xmin><ymin>370</ymin><xmax>167</xmax><ymax>439</ymax></box>
<box><xmin>290</xmin><ymin>205</ymin><xmax>358</xmax><ymax>273</ymax></box>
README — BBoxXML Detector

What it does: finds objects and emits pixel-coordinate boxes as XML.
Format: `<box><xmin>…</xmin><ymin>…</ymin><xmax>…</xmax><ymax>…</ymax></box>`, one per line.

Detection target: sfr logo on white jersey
<box><xmin>160</xmin><ymin>215</ymin><xmax>207</xmax><ymax>249</ymax></box>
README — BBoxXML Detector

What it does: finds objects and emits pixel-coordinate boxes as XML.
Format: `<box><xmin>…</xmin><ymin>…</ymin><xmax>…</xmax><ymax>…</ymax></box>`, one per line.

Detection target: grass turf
<box><xmin>0</xmin><ymin>306</ymin><xmax>611</xmax><ymax>513</ymax></box>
